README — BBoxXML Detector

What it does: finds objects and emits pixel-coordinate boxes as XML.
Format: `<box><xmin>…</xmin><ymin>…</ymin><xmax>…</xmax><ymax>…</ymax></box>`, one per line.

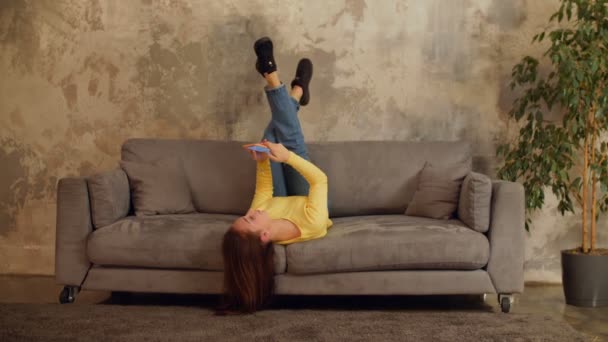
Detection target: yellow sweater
<box><xmin>250</xmin><ymin>151</ymin><xmax>333</xmax><ymax>245</ymax></box>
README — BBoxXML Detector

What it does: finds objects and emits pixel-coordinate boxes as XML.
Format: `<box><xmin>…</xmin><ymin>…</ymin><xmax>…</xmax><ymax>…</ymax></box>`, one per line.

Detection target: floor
<box><xmin>1</xmin><ymin>276</ymin><xmax>607</xmax><ymax>341</ymax></box>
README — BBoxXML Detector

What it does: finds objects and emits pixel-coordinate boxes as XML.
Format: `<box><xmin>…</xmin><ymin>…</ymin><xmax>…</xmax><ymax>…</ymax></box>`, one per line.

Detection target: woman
<box><xmin>217</xmin><ymin>37</ymin><xmax>333</xmax><ymax>315</ymax></box>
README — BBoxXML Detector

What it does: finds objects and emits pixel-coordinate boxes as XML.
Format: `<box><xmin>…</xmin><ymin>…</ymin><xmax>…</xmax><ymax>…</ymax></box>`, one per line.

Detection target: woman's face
<box><xmin>232</xmin><ymin>208</ymin><xmax>272</xmax><ymax>237</ymax></box>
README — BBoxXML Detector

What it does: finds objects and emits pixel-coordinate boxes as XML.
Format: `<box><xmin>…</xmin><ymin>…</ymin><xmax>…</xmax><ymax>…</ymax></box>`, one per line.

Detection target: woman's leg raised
<box><xmin>263</xmin><ymin>72</ymin><xmax>310</xmax><ymax>196</ymax></box>
<box><xmin>254</xmin><ymin>38</ymin><xmax>319</xmax><ymax>199</ymax></box>
<box><xmin>261</xmin><ymin>122</ymin><xmax>288</xmax><ymax>197</ymax></box>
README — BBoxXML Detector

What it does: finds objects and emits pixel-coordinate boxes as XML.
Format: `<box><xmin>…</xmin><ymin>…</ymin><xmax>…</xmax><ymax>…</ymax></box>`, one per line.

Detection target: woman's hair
<box><xmin>216</xmin><ymin>226</ymin><xmax>275</xmax><ymax>315</ymax></box>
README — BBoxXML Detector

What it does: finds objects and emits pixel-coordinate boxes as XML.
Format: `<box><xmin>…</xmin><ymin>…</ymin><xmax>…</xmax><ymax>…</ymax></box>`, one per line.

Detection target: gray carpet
<box><xmin>0</xmin><ymin>299</ymin><xmax>589</xmax><ymax>342</ymax></box>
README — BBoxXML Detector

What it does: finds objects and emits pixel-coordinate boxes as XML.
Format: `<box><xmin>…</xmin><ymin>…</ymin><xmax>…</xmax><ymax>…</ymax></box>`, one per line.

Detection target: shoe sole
<box><xmin>254</xmin><ymin>37</ymin><xmax>273</xmax><ymax>57</ymax></box>
<box><xmin>296</xmin><ymin>58</ymin><xmax>313</xmax><ymax>106</ymax></box>
<box><xmin>254</xmin><ymin>37</ymin><xmax>275</xmax><ymax>75</ymax></box>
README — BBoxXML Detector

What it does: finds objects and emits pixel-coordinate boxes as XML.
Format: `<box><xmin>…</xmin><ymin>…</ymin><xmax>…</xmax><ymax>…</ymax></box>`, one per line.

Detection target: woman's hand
<box><xmin>248</xmin><ymin>148</ymin><xmax>269</xmax><ymax>162</ymax></box>
<box><xmin>245</xmin><ymin>140</ymin><xmax>271</xmax><ymax>162</ymax></box>
<box><xmin>261</xmin><ymin>139</ymin><xmax>291</xmax><ymax>163</ymax></box>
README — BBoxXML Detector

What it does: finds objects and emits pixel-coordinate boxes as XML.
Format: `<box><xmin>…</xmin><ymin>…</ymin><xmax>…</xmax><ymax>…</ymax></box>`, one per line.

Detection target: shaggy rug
<box><xmin>0</xmin><ymin>295</ymin><xmax>591</xmax><ymax>341</ymax></box>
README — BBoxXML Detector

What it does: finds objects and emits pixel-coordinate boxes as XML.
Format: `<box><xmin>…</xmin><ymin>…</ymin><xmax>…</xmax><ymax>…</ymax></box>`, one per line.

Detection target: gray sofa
<box><xmin>55</xmin><ymin>138</ymin><xmax>525</xmax><ymax>313</ymax></box>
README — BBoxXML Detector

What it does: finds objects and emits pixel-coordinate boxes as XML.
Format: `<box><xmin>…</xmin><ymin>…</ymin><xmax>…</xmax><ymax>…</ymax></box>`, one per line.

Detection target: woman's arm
<box><xmin>283</xmin><ymin>151</ymin><xmax>328</xmax><ymax>217</ymax></box>
<box><xmin>262</xmin><ymin>141</ymin><xmax>329</xmax><ymax>218</ymax></box>
<box><xmin>250</xmin><ymin>159</ymin><xmax>273</xmax><ymax>209</ymax></box>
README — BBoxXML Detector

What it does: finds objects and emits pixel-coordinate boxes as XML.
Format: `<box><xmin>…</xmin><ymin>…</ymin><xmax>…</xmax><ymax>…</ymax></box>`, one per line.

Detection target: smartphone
<box><xmin>243</xmin><ymin>143</ymin><xmax>270</xmax><ymax>153</ymax></box>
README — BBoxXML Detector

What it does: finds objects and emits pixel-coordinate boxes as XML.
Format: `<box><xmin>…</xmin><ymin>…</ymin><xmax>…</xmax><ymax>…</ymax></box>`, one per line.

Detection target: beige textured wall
<box><xmin>1</xmin><ymin>0</ymin><xmax>605</xmax><ymax>282</ymax></box>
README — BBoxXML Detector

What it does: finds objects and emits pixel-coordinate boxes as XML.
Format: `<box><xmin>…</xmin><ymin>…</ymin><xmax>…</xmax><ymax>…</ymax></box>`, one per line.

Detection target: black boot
<box><xmin>254</xmin><ymin>37</ymin><xmax>277</xmax><ymax>76</ymax></box>
<box><xmin>291</xmin><ymin>58</ymin><xmax>313</xmax><ymax>106</ymax></box>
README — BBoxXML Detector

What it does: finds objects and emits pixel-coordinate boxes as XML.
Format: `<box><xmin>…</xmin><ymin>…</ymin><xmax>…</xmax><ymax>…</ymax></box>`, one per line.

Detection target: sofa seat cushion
<box><xmin>86</xmin><ymin>213</ymin><xmax>287</xmax><ymax>274</ymax></box>
<box><xmin>285</xmin><ymin>215</ymin><xmax>489</xmax><ymax>275</ymax></box>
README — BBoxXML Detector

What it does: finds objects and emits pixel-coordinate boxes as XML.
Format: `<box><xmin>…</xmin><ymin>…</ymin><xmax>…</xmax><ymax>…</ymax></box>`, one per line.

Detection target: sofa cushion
<box><xmin>308</xmin><ymin>141</ymin><xmax>472</xmax><ymax>217</ymax></box>
<box><xmin>121</xmin><ymin>139</ymin><xmax>472</xmax><ymax>217</ymax></box>
<box><xmin>285</xmin><ymin>215</ymin><xmax>489</xmax><ymax>275</ymax></box>
<box><xmin>86</xmin><ymin>168</ymin><xmax>130</xmax><ymax>228</ymax></box>
<box><xmin>86</xmin><ymin>213</ymin><xmax>287</xmax><ymax>274</ymax></box>
<box><xmin>458</xmin><ymin>172</ymin><xmax>492</xmax><ymax>232</ymax></box>
<box><xmin>405</xmin><ymin>161</ymin><xmax>470</xmax><ymax>219</ymax></box>
<box><xmin>121</xmin><ymin>139</ymin><xmax>257</xmax><ymax>215</ymax></box>
<box><xmin>119</xmin><ymin>156</ymin><xmax>196</xmax><ymax>217</ymax></box>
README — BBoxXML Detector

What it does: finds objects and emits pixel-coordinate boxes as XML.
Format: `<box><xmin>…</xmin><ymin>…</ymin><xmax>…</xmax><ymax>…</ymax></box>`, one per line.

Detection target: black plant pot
<box><xmin>561</xmin><ymin>249</ymin><xmax>608</xmax><ymax>307</ymax></box>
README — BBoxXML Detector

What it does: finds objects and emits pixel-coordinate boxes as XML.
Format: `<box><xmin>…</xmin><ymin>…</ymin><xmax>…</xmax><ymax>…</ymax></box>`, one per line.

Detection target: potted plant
<box><xmin>497</xmin><ymin>0</ymin><xmax>608</xmax><ymax>307</ymax></box>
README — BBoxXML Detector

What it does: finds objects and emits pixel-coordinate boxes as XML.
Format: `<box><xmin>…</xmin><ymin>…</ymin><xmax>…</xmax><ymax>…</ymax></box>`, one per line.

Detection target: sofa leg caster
<box><xmin>59</xmin><ymin>286</ymin><xmax>79</xmax><ymax>304</ymax></box>
<box><xmin>498</xmin><ymin>294</ymin><xmax>513</xmax><ymax>313</ymax></box>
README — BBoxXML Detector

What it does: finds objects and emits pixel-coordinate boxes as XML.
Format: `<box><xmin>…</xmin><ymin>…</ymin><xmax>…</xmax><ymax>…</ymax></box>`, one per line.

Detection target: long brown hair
<box><xmin>216</xmin><ymin>226</ymin><xmax>275</xmax><ymax>315</ymax></box>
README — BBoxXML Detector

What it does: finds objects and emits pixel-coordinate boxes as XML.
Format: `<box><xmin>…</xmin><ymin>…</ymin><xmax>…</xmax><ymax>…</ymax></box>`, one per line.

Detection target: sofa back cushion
<box><xmin>119</xmin><ymin>156</ymin><xmax>196</xmax><ymax>217</ymax></box>
<box><xmin>121</xmin><ymin>139</ymin><xmax>471</xmax><ymax>217</ymax></box>
<box><xmin>122</xmin><ymin>139</ymin><xmax>256</xmax><ymax>215</ymax></box>
<box><xmin>87</xmin><ymin>168</ymin><xmax>131</xmax><ymax>228</ymax></box>
<box><xmin>404</xmin><ymin>161</ymin><xmax>471</xmax><ymax>220</ymax></box>
<box><xmin>457</xmin><ymin>172</ymin><xmax>493</xmax><ymax>232</ymax></box>
<box><xmin>307</xmin><ymin>141</ymin><xmax>471</xmax><ymax>217</ymax></box>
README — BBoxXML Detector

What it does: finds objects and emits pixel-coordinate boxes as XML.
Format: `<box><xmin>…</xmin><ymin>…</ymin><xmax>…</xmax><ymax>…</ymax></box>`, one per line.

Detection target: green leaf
<box><xmin>591</xmin><ymin>59</ymin><xmax>599</xmax><ymax>74</ymax></box>
<box><xmin>571</xmin><ymin>177</ymin><xmax>582</xmax><ymax>190</ymax></box>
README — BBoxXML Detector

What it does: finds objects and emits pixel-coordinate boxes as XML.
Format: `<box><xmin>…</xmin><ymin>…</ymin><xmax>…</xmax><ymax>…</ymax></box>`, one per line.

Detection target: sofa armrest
<box><xmin>86</xmin><ymin>168</ymin><xmax>130</xmax><ymax>228</ymax></box>
<box><xmin>486</xmin><ymin>180</ymin><xmax>525</xmax><ymax>294</ymax></box>
<box><xmin>55</xmin><ymin>177</ymin><xmax>93</xmax><ymax>286</ymax></box>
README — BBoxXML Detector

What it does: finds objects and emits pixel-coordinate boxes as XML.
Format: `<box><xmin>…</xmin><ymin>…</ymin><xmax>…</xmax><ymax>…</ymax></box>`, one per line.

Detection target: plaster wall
<box><xmin>1</xmin><ymin>0</ymin><xmax>605</xmax><ymax>282</ymax></box>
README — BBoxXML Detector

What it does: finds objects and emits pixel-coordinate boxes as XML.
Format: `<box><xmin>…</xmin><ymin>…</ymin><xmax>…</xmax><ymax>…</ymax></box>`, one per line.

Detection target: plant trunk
<box><xmin>591</xmin><ymin>119</ymin><xmax>597</xmax><ymax>253</ymax></box>
<box><xmin>583</xmin><ymin>132</ymin><xmax>589</xmax><ymax>253</ymax></box>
